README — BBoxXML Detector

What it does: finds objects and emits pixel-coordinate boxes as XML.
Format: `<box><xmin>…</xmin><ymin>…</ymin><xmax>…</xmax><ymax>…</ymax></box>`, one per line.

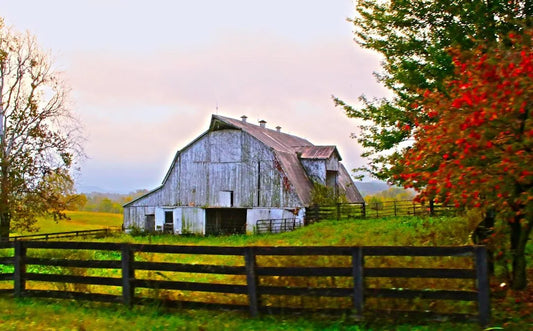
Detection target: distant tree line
<box><xmin>64</xmin><ymin>190</ymin><xmax>148</xmax><ymax>214</ymax></box>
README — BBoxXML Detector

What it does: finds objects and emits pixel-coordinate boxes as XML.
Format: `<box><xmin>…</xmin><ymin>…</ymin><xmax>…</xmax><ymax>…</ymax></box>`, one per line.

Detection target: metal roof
<box><xmin>294</xmin><ymin>146</ymin><xmax>341</xmax><ymax>161</ymax></box>
<box><xmin>125</xmin><ymin>114</ymin><xmax>364</xmax><ymax>207</ymax></box>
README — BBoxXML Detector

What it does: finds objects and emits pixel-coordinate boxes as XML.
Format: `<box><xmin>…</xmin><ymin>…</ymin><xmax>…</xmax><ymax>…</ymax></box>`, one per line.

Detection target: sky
<box><xmin>0</xmin><ymin>0</ymin><xmax>388</xmax><ymax>193</ymax></box>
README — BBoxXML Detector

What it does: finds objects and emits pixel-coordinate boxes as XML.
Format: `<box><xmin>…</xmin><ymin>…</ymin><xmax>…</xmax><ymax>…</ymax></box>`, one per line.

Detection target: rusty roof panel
<box><xmin>294</xmin><ymin>146</ymin><xmax>340</xmax><ymax>160</ymax></box>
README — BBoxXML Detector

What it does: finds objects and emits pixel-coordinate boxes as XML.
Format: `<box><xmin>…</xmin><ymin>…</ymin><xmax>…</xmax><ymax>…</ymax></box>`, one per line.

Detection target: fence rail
<box><xmin>7</xmin><ymin>228</ymin><xmax>120</xmax><ymax>242</ymax></box>
<box><xmin>0</xmin><ymin>241</ymin><xmax>490</xmax><ymax>325</ymax></box>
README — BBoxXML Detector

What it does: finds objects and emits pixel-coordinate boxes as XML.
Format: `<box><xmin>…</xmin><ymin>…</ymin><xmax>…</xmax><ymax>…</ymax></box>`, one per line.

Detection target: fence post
<box><xmin>351</xmin><ymin>247</ymin><xmax>364</xmax><ymax>315</ymax></box>
<box><xmin>361</xmin><ymin>203</ymin><xmax>366</xmax><ymax>218</ymax></box>
<box><xmin>244</xmin><ymin>247</ymin><xmax>259</xmax><ymax>317</ymax></box>
<box><xmin>336</xmin><ymin>203</ymin><xmax>341</xmax><ymax>221</ymax></box>
<box><xmin>475</xmin><ymin>246</ymin><xmax>490</xmax><ymax>326</ymax></box>
<box><xmin>14</xmin><ymin>241</ymin><xmax>26</xmax><ymax>297</ymax></box>
<box><xmin>393</xmin><ymin>201</ymin><xmax>397</xmax><ymax>217</ymax></box>
<box><xmin>429</xmin><ymin>199</ymin><xmax>435</xmax><ymax>216</ymax></box>
<box><xmin>412</xmin><ymin>202</ymin><xmax>416</xmax><ymax>216</ymax></box>
<box><xmin>121</xmin><ymin>244</ymin><xmax>135</xmax><ymax>306</ymax></box>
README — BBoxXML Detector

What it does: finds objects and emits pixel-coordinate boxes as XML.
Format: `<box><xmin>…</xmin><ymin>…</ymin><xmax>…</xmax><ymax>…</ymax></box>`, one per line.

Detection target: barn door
<box><xmin>164</xmin><ymin>210</ymin><xmax>174</xmax><ymax>233</ymax></box>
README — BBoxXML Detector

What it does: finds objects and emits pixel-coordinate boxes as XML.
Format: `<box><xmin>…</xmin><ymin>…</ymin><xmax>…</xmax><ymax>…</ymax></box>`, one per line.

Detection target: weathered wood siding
<box><xmin>301</xmin><ymin>159</ymin><xmax>326</xmax><ymax>184</ymax></box>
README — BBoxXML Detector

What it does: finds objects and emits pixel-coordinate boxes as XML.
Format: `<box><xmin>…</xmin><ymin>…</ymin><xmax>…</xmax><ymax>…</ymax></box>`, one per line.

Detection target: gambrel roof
<box><xmin>125</xmin><ymin>114</ymin><xmax>363</xmax><ymax>207</ymax></box>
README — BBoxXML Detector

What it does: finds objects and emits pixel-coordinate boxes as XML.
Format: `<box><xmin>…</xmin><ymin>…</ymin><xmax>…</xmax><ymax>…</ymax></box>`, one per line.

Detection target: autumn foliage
<box><xmin>393</xmin><ymin>30</ymin><xmax>532</xmax><ymax>289</ymax></box>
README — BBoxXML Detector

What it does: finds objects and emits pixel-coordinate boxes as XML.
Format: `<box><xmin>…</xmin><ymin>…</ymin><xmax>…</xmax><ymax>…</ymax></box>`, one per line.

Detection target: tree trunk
<box><xmin>509</xmin><ymin>215</ymin><xmax>532</xmax><ymax>290</ymax></box>
<box><xmin>0</xmin><ymin>209</ymin><xmax>9</xmax><ymax>241</ymax></box>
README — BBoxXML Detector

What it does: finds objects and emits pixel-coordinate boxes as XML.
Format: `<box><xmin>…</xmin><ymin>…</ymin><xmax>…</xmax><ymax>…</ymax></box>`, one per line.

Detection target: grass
<box><xmin>13</xmin><ymin>211</ymin><xmax>123</xmax><ymax>236</ymax></box>
<box><xmin>0</xmin><ymin>297</ymin><xmax>469</xmax><ymax>331</ymax></box>
<box><xmin>0</xmin><ymin>214</ymin><xmax>531</xmax><ymax>330</ymax></box>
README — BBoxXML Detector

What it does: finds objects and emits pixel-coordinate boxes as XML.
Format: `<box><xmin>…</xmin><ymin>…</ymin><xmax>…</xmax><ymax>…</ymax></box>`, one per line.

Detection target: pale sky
<box><xmin>1</xmin><ymin>0</ymin><xmax>388</xmax><ymax>193</ymax></box>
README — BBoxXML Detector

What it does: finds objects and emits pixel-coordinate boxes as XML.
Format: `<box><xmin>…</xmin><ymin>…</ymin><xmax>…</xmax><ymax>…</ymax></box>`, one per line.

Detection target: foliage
<box><xmin>70</xmin><ymin>190</ymin><xmax>149</xmax><ymax>214</ymax></box>
<box><xmin>335</xmin><ymin>0</ymin><xmax>531</xmax><ymax>180</ymax></box>
<box><xmin>309</xmin><ymin>182</ymin><xmax>347</xmax><ymax>205</ymax></box>
<box><xmin>0</xmin><ymin>18</ymin><xmax>83</xmax><ymax>239</ymax></box>
<box><xmin>364</xmin><ymin>187</ymin><xmax>414</xmax><ymax>203</ymax></box>
<box><xmin>392</xmin><ymin>30</ymin><xmax>532</xmax><ymax>289</ymax></box>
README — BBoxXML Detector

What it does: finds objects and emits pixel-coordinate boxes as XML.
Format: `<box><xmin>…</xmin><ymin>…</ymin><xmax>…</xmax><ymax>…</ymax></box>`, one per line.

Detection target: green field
<box><xmin>0</xmin><ymin>213</ymin><xmax>531</xmax><ymax>330</ymax></box>
<box><xmin>14</xmin><ymin>211</ymin><xmax>123</xmax><ymax>236</ymax></box>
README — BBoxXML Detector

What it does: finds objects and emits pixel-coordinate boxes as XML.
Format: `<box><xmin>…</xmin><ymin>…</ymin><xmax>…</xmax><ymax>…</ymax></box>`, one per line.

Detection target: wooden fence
<box><xmin>0</xmin><ymin>241</ymin><xmax>490</xmax><ymax>325</ymax></box>
<box><xmin>8</xmin><ymin>228</ymin><xmax>120</xmax><ymax>242</ymax></box>
<box><xmin>307</xmin><ymin>200</ymin><xmax>455</xmax><ymax>222</ymax></box>
<box><xmin>255</xmin><ymin>218</ymin><xmax>302</xmax><ymax>234</ymax></box>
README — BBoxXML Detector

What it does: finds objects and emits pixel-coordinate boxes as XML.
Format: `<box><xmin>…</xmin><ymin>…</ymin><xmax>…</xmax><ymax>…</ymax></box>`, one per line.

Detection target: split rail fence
<box><xmin>0</xmin><ymin>241</ymin><xmax>489</xmax><ymax>325</ymax></box>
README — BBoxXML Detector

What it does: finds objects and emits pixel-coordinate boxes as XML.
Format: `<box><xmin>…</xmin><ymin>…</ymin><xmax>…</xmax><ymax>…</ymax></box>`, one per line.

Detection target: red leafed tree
<box><xmin>393</xmin><ymin>30</ymin><xmax>532</xmax><ymax>289</ymax></box>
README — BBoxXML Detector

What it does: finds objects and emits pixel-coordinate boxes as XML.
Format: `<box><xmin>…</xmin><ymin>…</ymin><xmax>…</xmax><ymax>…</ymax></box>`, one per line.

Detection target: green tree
<box><xmin>394</xmin><ymin>32</ymin><xmax>532</xmax><ymax>289</ymax></box>
<box><xmin>0</xmin><ymin>19</ymin><xmax>83</xmax><ymax>239</ymax></box>
<box><xmin>335</xmin><ymin>0</ymin><xmax>531</xmax><ymax>180</ymax></box>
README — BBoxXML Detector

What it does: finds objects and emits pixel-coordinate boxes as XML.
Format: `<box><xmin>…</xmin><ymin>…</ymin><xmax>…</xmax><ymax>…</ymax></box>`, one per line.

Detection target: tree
<box><xmin>0</xmin><ymin>19</ymin><xmax>83</xmax><ymax>239</ymax></box>
<box><xmin>393</xmin><ymin>31</ymin><xmax>532</xmax><ymax>289</ymax></box>
<box><xmin>335</xmin><ymin>0</ymin><xmax>531</xmax><ymax>180</ymax></box>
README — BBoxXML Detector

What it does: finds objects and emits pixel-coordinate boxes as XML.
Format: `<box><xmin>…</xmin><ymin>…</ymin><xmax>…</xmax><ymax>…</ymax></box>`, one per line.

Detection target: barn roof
<box><xmin>125</xmin><ymin>114</ymin><xmax>363</xmax><ymax>207</ymax></box>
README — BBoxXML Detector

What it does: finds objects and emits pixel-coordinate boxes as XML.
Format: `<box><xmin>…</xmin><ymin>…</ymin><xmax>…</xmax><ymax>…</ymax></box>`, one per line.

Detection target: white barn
<box><xmin>123</xmin><ymin>114</ymin><xmax>363</xmax><ymax>234</ymax></box>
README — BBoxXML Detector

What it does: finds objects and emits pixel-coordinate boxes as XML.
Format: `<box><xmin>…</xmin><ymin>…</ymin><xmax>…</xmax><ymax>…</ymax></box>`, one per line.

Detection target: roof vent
<box><xmin>259</xmin><ymin>120</ymin><xmax>266</xmax><ymax>128</ymax></box>
<box><xmin>241</xmin><ymin>115</ymin><xmax>247</xmax><ymax>123</ymax></box>
<box><xmin>276</xmin><ymin>126</ymin><xmax>281</xmax><ymax>132</ymax></box>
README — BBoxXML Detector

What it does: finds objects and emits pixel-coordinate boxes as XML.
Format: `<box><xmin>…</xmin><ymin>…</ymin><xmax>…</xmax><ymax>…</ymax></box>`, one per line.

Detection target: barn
<box><xmin>123</xmin><ymin>114</ymin><xmax>363</xmax><ymax>235</ymax></box>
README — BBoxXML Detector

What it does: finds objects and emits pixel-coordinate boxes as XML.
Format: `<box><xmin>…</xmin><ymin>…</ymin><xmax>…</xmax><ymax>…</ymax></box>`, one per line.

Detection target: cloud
<box><xmin>67</xmin><ymin>35</ymin><xmax>388</xmax><ymax>192</ymax></box>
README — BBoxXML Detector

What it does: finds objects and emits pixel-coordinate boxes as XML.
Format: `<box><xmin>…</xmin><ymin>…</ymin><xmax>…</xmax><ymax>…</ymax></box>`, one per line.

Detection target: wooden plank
<box><xmin>0</xmin><ymin>273</ymin><xmax>13</xmax><ymax>281</ymax></box>
<box><xmin>254</xmin><ymin>246</ymin><xmax>351</xmax><ymax>256</ymax></box>
<box><xmin>363</xmin><ymin>246</ymin><xmax>475</xmax><ymax>256</ymax></box>
<box><xmin>129</xmin><ymin>244</ymin><xmax>245</xmax><ymax>255</ymax></box>
<box><xmin>0</xmin><ymin>242</ymin><xmax>12</xmax><ymax>249</ymax></box>
<box><xmin>352</xmin><ymin>247</ymin><xmax>364</xmax><ymax>314</ymax></box>
<box><xmin>25</xmin><ymin>258</ymin><xmax>121</xmax><ymax>269</ymax></box>
<box><xmin>258</xmin><ymin>286</ymin><xmax>352</xmax><ymax>297</ymax></box>
<box><xmin>121</xmin><ymin>244</ymin><xmax>134</xmax><ymax>306</ymax></box>
<box><xmin>370</xmin><ymin>309</ymin><xmax>478</xmax><ymax>322</ymax></box>
<box><xmin>475</xmin><ymin>246</ymin><xmax>490</xmax><ymax>326</ymax></box>
<box><xmin>244</xmin><ymin>246</ymin><xmax>259</xmax><ymax>317</ymax></box>
<box><xmin>134</xmin><ymin>261</ymin><xmax>245</xmax><ymax>275</ymax></box>
<box><xmin>365</xmin><ymin>288</ymin><xmax>478</xmax><ymax>301</ymax></box>
<box><xmin>25</xmin><ymin>273</ymin><xmax>122</xmax><ymax>286</ymax></box>
<box><xmin>256</xmin><ymin>266</ymin><xmax>351</xmax><ymax>277</ymax></box>
<box><xmin>14</xmin><ymin>241</ymin><xmax>26</xmax><ymax>297</ymax></box>
<box><xmin>134</xmin><ymin>279</ymin><xmax>248</xmax><ymax>294</ymax></box>
<box><xmin>23</xmin><ymin>290</ymin><xmax>122</xmax><ymax>303</ymax></box>
<box><xmin>0</xmin><ymin>257</ymin><xmax>13</xmax><ymax>265</ymax></box>
<box><xmin>22</xmin><ymin>241</ymin><xmax>122</xmax><ymax>251</ymax></box>
<box><xmin>365</xmin><ymin>267</ymin><xmax>476</xmax><ymax>279</ymax></box>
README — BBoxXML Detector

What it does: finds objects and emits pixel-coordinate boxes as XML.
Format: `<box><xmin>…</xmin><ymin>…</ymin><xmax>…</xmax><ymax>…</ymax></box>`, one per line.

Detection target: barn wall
<box><xmin>124</xmin><ymin>128</ymin><xmax>308</xmax><ymax>233</ymax></box>
<box><xmin>301</xmin><ymin>159</ymin><xmax>326</xmax><ymax>184</ymax></box>
<box><xmin>123</xmin><ymin>206</ymin><xmax>156</xmax><ymax>230</ymax></box>
<box><xmin>167</xmin><ymin>129</ymin><xmax>303</xmax><ymax>209</ymax></box>
<box><xmin>181</xmin><ymin>207</ymin><xmax>205</xmax><ymax>234</ymax></box>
